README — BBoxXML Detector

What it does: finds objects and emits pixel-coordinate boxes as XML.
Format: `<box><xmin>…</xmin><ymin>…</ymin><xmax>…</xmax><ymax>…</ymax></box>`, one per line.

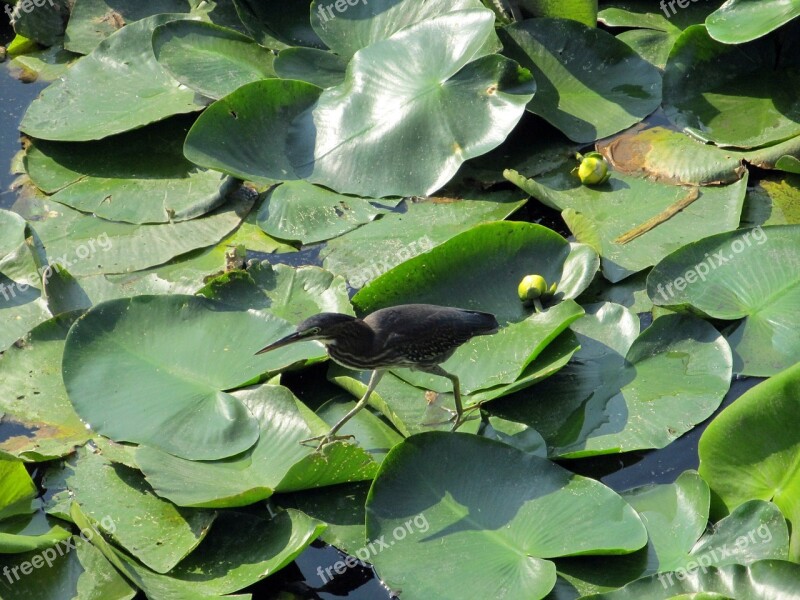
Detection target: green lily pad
<box><xmin>23</xmin><ymin>192</ymin><xmax>253</xmax><ymax>276</ymax></box>
<box><xmin>21</xmin><ymin>14</ymin><xmax>206</xmax><ymax>141</ymax></box>
<box><xmin>505</xmin><ymin>165</ymin><xmax>748</xmax><ymax>282</ymax></box>
<box><xmin>186</xmin><ymin>9</ymin><xmax>535</xmax><ymax>197</ymax></box>
<box><xmin>500</xmin><ymin>18</ymin><xmax>662</xmax><ymax>143</ymax></box>
<box><xmin>699</xmin><ymin>361</ymin><xmax>800</xmax><ymax>560</ymax></box>
<box><xmin>663</xmin><ymin>23</ymin><xmax>800</xmax><ymax>148</ymax></box>
<box><xmin>647</xmin><ymin>225</ymin><xmax>800</xmax><ymax>376</ymax></box>
<box><xmin>257</xmin><ymin>181</ymin><xmax>386</xmax><ymax>244</ymax></box>
<box><xmin>24</xmin><ymin>119</ymin><xmax>235</xmax><ymax>224</ymax></box>
<box><xmin>70</xmin><ymin>501</ymin><xmax>324</xmax><ymax>598</ymax></box>
<box><xmin>153</xmin><ymin>20</ymin><xmax>277</xmax><ymax>100</ymax></box>
<box><xmin>0</xmin><ymin>210</ymin><xmax>52</xmax><ymax>352</ymax></box>
<box><xmin>233</xmin><ymin>0</ymin><xmax>324</xmax><ymax>49</ymax></box>
<box><xmin>0</xmin><ymin>459</ymin><xmax>36</xmax><ymax>520</ymax></box>
<box><xmin>276</xmin><ymin>481</ymin><xmax>372</xmax><ymax>555</ymax></box>
<box><xmin>706</xmin><ymin>0</ymin><xmax>800</xmax><ymax>44</ymax></box>
<box><xmin>365</xmin><ymin>432</ymin><xmax>647</xmax><ymax>599</ymax></box>
<box><xmin>624</xmin><ymin>473</ymin><xmax>789</xmax><ymax>574</ymax></box>
<box><xmin>0</xmin><ymin>316</ymin><xmax>91</xmax><ymax>461</ymax></box>
<box><xmin>741</xmin><ymin>174</ymin><xmax>800</xmax><ymax>227</ymax></box>
<box><xmin>491</xmin><ymin>306</ymin><xmax>732</xmax><ymax>457</ymax></box>
<box><xmin>582</xmin><ymin>560</ymin><xmax>800</xmax><ymax>599</ymax></box>
<box><xmin>0</xmin><ymin>510</ymin><xmax>72</xmax><ymax>555</ymax></box>
<box><xmin>135</xmin><ymin>384</ymin><xmax>381</xmax><ymax>508</ymax></box>
<box><xmin>7</xmin><ymin>0</ymin><xmax>69</xmax><ymax>47</ymax></box>
<box><xmin>597</xmin><ymin>125</ymin><xmax>747</xmax><ymax>186</ymax></box>
<box><xmin>197</xmin><ymin>262</ymin><xmax>352</xmax><ymax>322</ymax></box>
<box><xmin>0</xmin><ymin>536</ymin><xmax>136</xmax><ymax>599</ymax></box>
<box><xmin>273</xmin><ymin>47</ymin><xmax>348</xmax><ymax>88</ymax></box>
<box><xmin>309</xmin><ymin>0</ymin><xmax>490</xmax><ymax>58</ymax></box>
<box><xmin>740</xmin><ymin>134</ymin><xmax>800</xmax><ymax>172</ymax></box>
<box><xmin>48</xmin><ymin>449</ymin><xmax>215</xmax><ymax>573</ymax></box>
<box><xmin>63</xmin><ymin>294</ymin><xmax>326</xmax><ymax>460</ymax></box>
<box><xmin>321</xmin><ymin>191</ymin><xmax>527</xmax><ymax>288</ymax></box>
<box><xmin>63</xmin><ymin>0</ymin><xmax>190</xmax><ymax>55</ymax></box>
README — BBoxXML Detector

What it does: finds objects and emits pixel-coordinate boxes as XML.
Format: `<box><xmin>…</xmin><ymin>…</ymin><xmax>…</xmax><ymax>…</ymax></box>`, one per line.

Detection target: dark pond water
<box><xmin>0</xmin><ymin>19</ymin><xmax>763</xmax><ymax>599</ymax></box>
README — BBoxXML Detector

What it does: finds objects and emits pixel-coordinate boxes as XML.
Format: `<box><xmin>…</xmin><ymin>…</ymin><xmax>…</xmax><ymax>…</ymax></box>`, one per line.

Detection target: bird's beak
<box><xmin>255</xmin><ymin>331</ymin><xmax>304</xmax><ymax>355</ymax></box>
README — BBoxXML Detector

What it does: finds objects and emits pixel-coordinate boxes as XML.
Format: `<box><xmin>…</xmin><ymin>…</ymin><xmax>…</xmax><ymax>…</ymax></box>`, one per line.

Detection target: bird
<box><xmin>256</xmin><ymin>303</ymin><xmax>500</xmax><ymax>450</ymax></box>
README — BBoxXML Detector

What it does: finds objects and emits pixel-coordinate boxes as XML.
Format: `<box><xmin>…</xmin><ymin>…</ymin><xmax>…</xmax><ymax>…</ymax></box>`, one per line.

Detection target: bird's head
<box><xmin>255</xmin><ymin>313</ymin><xmax>357</xmax><ymax>355</ymax></box>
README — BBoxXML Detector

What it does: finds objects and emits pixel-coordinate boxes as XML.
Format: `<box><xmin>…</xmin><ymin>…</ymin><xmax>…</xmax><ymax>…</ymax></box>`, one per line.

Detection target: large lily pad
<box><xmin>500</xmin><ymin>18</ymin><xmax>662</xmax><ymax>143</ymax></box>
<box><xmin>0</xmin><ymin>210</ymin><xmax>52</xmax><ymax>352</ymax></box>
<box><xmin>647</xmin><ymin>225</ymin><xmax>800</xmax><ymax>376</ymax></box>
<box><xmin>0</xmin><ymin>316</ymin><xmax>90</xmax><ymax>461</ymax></box>
<box><xmin>186</xmin><ymin>9</ymin><xmax>535</xmax><ymax>197</ymax></box>
<box><xmin>273</xmin><ymin>47</ymin><xmax>348</xmax><ymax>88</ymax></box>
<box><xmin>699</xmin><ymin>361</ymin><xmax>800</xmax><ymax>560</ymax></box>
<box><xmin>0</xmin><ymin>536</ymin><xmax>136</xmax><ymax>600</ymax></box>
<box><xmin>321</xmin><ymin>191</ymin><xmax>527</xmax><ymax>288</ymax></box>
<box><xmin>135</xmin><ymin>384</ymin><xmax>381</xmax><ymax>508</ymax></box>
<box><xmin>23</xmin><ymin>192</ymin><xmax>253</xmax><ymax>276</ymax></box>
<box><xmin>309</xmin><ymin>0</ymin><xmax>490</xmax><ymax>58</ymax></box>
<box><xmin>520</xmin><ymin>0</ymin><xmax>598</xmax><ymax>26</ymax></box>
<box><xmin>663</xmin><ymin>23</ymin><xmax>800</xmax><ymax>148</ymax></box>
<box><xmin>197</xmin><ymin>262</ymin><xmax>352</xmax><ymax>322</ymax></box>
<box><xmin>505</xmin><ymin>165</ymin><xmax>747</xmax><ymax>282</ymax></box>
<box><xmin>153</xmin><ymin>20</ymin><xmax>277</xmax><ymax>100</ymax></box>
<box><xmin>490</xmin><ymin>306</ymin><xmax>732</xmax><ymax>458</ymax></box>
<box><xmin>48</xmin><ymin>449</ymin><xmax>215</xmax><ymax>573</ymax></box>
<box><xmin>24</xmin><ymin>119</ymin><xmax>235</xmax><ymax>224</ymax></box>
<box><xmin>70</xmin><ymin>501</ymin><xmax>324</xmax><ymax>598</ymax></box>
<box><xmin>21</xmin><ymin>14</ymin><xmax>206</xmax><ymax>141</ymax></box>
<box><xmin>62</xmin><ymin>294</ymin><xmax>326</xmax><ymax>460</ymax></box>
<box><xmin>706</xmin><ymin>0</ymin><xmax>800</xmax><ymax>44</ymax></box>
<box><xmin>583</xmin><ymin>560</ymin><xmax>800</xmax><ymax>599</ymax></box>
<box><xmin>257</xmin><ymin>181</ymin><xmax>386</xmax><ymax>244</ymax></box>
<box><xmin>365</xmin><ymin>433</ymin><xmax>647</xmax><ymax>600</ymax></box>
<box><xmin>597</xmin><ymin>125</ymin><xmax>747</xmax><ymax>186</ymax></box>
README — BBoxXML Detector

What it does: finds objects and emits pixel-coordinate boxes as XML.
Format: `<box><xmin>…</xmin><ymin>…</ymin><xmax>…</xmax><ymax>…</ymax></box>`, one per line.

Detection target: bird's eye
<box><xmin>310</xmin><ymin>327</ymin><xmax>322</xmax><ymax>335</ymax></box>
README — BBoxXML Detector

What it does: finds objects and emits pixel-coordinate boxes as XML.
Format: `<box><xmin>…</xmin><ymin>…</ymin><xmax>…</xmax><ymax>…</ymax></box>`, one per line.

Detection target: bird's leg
<box><xmin>416</xmin><ymin>365</ymin><xmax>480</xmax><ymax>431</ymax></box>
<box><xmin>300</xmin><ymin>370</ymin><xmax>385</xmax><ymax>451</ymax></box>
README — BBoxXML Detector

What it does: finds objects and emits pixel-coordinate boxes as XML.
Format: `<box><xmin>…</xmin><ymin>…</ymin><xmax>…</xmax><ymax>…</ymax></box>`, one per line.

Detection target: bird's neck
<box><xmin>324</xmin><ymin>320</ymin><xmax>377</xmax><ymax>370</ymax></box>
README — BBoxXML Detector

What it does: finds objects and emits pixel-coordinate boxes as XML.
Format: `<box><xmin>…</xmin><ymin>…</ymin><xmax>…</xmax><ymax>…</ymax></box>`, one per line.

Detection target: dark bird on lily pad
<box><xmin>256</xmin><ymin>304</ymin><xmax>499</xmax><ymax>450</ymax></box>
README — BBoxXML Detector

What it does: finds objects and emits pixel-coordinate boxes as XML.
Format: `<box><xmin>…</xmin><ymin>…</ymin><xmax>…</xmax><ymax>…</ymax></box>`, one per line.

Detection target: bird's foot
<box><xmin>299</xmin><ymin>433</ymin><xmax>356</xmax><ymax>452</ymax></box>
<box><xmin>423</xmin><ymin>403</ymin><xmax>483</xmax><ymax>430</ymax></box>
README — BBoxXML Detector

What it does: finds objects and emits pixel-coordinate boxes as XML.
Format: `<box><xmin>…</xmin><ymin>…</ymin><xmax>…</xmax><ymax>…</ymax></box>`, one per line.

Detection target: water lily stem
<box><xmin>614</xmin><ymin>187</ymin><xmax>700</xmax><ymax>245</ymax></box>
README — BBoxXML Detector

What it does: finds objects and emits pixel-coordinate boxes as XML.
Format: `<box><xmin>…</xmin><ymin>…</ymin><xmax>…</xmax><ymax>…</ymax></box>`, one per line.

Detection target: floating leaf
<box><xmin>663</xmin><ymin>23</ymin><xmax>800</xmax><ymax>148</ymax></box>
<box><xmin>186</xmin><ymin>10</ymin><xmax>535</xmax><ymax>197</ymax></box>
<box><xmin>506</xmin><ymin>165</ymin><xmax>747</xmax><ymax>282</ymax></box>
<box><xmin>597</xmin><ymin>125</ymin><xmax>747</xmax><ymax>186</ymax></box>
<box><xmin>0</xmin><ymin>316</ymin><xmax>90</xmax><ymax>461</ymax></box>
<box><xmin>491</xmin><ymin>307</ymin><xmax>732</xmax><ymax>457</ymax></box>
<box><xmin>63</xmin><ymin>295</ymin><xmax>326</xmax><ymax>460</ymax></box>
<box><xmin>153</xmin><ymin>20</ymin><xmax>277</xmax><ymax>100</ymax></box>
<box><xmin>365</xmin><ymin>433</ymin><xmax>647</xmax><ymax>599</ymax></box>
<box><xmin>706</xmin><ymin>0</ymin><xmax>800</xmax><ymax>44</ymax></box>
<box><xmin>699</xmin><ymin>362</ymin><xmax>800</xmax><ymax>560</ymax></box>
<box><xmin>647</xmin><ymin>225</ymin><xmax>800</xmax><ymax>376</ymax></box>
<box><xmin>500</xmin><ymin>18</ymin><xmax>661</xmax><ymax>143</ymax></box>
<box><xmin>136</xmin><ymin>384</ymin><xmax>381</xmax><ymax>508</ymax></box>
<box><xmin>21</xmin><ymin>15</ymin><xmax>205</xmax><ymax>141</ymax></box>
<box><xmin>257</xmin><ymin>181</ymin><xmax>386</xmax><ymax>244</ymax></box>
